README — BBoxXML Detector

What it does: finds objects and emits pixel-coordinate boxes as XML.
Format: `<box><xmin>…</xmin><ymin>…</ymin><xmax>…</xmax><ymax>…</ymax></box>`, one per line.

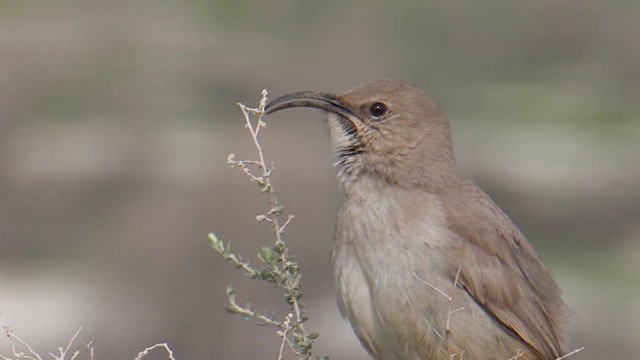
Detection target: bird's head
<box><xmin>265</xmin><ymin>79</ymin><xmax>460</xmax><ymax>190</ymax></box>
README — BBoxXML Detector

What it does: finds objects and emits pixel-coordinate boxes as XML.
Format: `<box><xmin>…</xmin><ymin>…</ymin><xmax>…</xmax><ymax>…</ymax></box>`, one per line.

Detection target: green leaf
<box><xmin>259</xmin><ymin>269</ymin><xmax>277</xmax><ymax>284</ymax></box>
<box><xmin>226</xmin><ymin>286</ymin><xmax>236</xmax><ymax>303</ymax></box>
<box><xmin>268</xmin><ymin>205</ymin><xmax>285</xmax><ymax>216</ymax></box>
<box><xmin>273</xmin><ymin>241</ymin><xmax>285</xmax><ymax>254</ymax></box>
<box><xmin>229</xmin><ymin>253</ymin><xmax>242</xmax><ymax>263</ymax></box>
<box><xmin>222</xmin><ymin>241</ymin><xmax>232</xmax><ymax>259</ymax></box>
<box><xmin>208</xmin><ymin>233</ymin><xmax>224</xmax><ymax>252</ymax></box>
<box><xmin>258</xmin><ymin>246</ymin><xmax>275</xmax><ymax>265</ymax></box>
<box><xmin>224</xmin><ymin>304</ymin><xmax>240</xmax><ymax>314</ymax></box>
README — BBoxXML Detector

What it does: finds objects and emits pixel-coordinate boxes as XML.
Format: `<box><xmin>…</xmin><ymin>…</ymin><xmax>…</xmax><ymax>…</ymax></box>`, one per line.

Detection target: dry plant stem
<box><xmin>237</xmin><ymin>92</ymin><xmax>307</xmax><ymax>337</ymax></box>
<box><xmin>2</xmin><ymin>326</ymin><xmax>43</xmax><ymax>360</ymax></box>
<box><xmin>84</xmin><ymin>342</ymin><xmax>94</xmax><ymax>360</ymax></box>
<box><xmin>277</xmin><ymin>313</ymin><xmax>294</xmax><ymax>360</ymax></box>
<box><xmin>1</xmin><ymin>326</ymin><xmax>174</xmax><ymax>360</ymax></box>
<box><xmin>555</xmin><ymin>347</ymin><xmax>585</xmax><ymax>360</ymax></box>
<box><xmin>50</xmin><ymin>327</ymin><xmax>82</xmax><ymax>360</ymax></box>
<box><xmin>0</xmin><ymin>327</ymin><xmax>91</xmax><ymax>360</ymax></box>
<box><xmin>446</xmin><ymin>268</ymin><xmax>465</xmax><ymax>360</ymax></box>
<box><xmin>134</xmin><ymin>343</ymin><xmax>176</xmax><ymax>360</ymax></box>
<box><xmin>412</xmin><ymin>268</ymin><xmax>466</xmax><ymax>360</ymax></box>
<box><xmin>212</xmin><ymin>90</ymin><xmax>323</xmax><ymax>359</ymax></box>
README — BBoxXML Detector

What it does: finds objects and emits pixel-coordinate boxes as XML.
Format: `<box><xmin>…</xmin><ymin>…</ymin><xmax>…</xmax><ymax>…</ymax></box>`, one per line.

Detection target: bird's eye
<box><xmin>369</xmin><ymin>102</ymin><xmax>388</xmax><ymax>118</ymax></box>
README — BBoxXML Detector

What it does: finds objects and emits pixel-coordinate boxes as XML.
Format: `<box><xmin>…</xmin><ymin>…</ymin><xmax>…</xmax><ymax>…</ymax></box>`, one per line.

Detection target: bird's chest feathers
<box><xmin>333</xmin><ymin>177</ymin><xmax>451</xmax><ymax>357</ymax></box>
<box><xmin>334</xmin><ymin>176</ymin><xmax>448</xmax><ymax>276</ymax></box>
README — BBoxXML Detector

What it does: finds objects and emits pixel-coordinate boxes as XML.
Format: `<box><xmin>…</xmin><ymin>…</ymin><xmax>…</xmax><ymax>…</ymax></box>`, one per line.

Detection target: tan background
<box><xmin>0</xmin><ymin>1</ymin><xmax>639</xmax><ymax>359</ymax></box>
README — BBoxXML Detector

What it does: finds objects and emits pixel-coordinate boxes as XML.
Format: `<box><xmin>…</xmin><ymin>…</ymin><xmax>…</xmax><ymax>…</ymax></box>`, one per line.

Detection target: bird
<box><xmin>265</xmin><ymin>79</ymin><xmax>568</xmax><ymax>360</ymax></box>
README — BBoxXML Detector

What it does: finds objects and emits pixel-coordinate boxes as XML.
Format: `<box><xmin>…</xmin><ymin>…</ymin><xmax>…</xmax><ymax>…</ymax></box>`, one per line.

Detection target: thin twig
<box><xmin>218</xmin><ymin>90</ymin><xmax>322</xmax><ymax>359</ymax></box>
<box><xmin>279</xmin><ymin>215</ymin><xmax>295</xmax><ymax>234</ymax></box>
<box><xmin>506</xmin><ymin>349</ymin><xmax>524</xmax><ymax>360</ymax></box>
<box><xmin>134</xmin><ymin>343</ymin><xmax>176</xmax><ymax>360</ymax></box>
<box><xmin>277</xmin><ymin>314</ymin><xmax>294</xmax><ymax>360</ymax></box>
<box><xmin>413</xmin><ymin>268</ymin><xmax>467</xmax><ymax>359</ymax></box>
<box><xmin>444</xmin><ymin>267</ymin><xmax>464</xmax><ymax>359</ymax></box>
<box><xmin>3</xmin><ymin>327</ymin><xmax>43</xmax><ymax>360</ymax></box>
<box><xmin>237</xmin><ymin>92</ymin><xmax>308</xmax><ymax>339</ymax></box>
<box><xmin>50</xmin><ymin>326</ymin><xmax>82</xmax><ymax>360</ymax></box>
<box><xmin>412</xmin><ymin>273</ymin><xmax>452</xmax><ymax>301</ymax></box>
<box><xmin>555</xmin><ymin>347</ymin><xmax>585</xmax><ymax>360</ymax></box>
<box><xmin>84</xmin><ymin>342</ymin><xmax>94</xmax><ymax>360</ymax></box>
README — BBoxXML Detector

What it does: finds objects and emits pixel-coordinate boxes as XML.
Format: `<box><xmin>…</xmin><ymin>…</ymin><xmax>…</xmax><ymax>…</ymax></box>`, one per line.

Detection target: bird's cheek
<box><xmin>363</xmin><ymin>130</ymin><xmax>396</xmax><ymax>154</ymax></box>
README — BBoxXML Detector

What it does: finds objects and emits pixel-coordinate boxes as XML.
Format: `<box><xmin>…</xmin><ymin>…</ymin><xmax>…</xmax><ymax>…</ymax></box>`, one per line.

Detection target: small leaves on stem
<box><xmin>224</xmin><ymin>286</ymin><xmax>281</xmax><ymax>327</ymax></box>
<box><xmin>210</xmin><ymin>91</ymin><xmax>326</xmax><ymax>359</ymax></box>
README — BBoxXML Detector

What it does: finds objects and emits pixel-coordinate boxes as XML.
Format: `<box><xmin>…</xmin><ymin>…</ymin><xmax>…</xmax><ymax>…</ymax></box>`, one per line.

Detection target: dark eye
<box><xmin>369</xmin><ymin>102</ymin><xmax>388</xmax><ymax>118</ymax></box>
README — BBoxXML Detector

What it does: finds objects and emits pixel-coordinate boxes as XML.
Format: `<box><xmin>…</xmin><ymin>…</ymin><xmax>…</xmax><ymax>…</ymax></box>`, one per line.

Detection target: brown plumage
<box><xmin>265</xmin><ymin>79</ymin><xmax>568</xmax><ymax>360</ymax></box>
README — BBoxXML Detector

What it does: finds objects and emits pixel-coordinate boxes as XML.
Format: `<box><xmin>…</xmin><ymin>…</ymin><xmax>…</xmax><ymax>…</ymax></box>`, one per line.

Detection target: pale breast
<box><xmin>332</xmin><ymin>176</ymin><xmax>454</xmax><ymax>359</ymax></box>
<box><xmin>333</xmin><ymin>247</ymin><xmax>385</xmax><ymax>358</ymax></box>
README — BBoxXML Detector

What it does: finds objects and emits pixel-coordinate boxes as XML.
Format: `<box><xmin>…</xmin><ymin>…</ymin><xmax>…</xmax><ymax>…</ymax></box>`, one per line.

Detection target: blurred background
<box><xmin>0</xmin><ymin>1</ymin><xmax>638</xmax><ymax>359</ymax></box>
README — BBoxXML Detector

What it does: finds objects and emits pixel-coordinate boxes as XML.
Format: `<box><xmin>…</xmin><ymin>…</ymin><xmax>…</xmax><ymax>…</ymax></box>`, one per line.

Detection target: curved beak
<box><xmin>265</xmin><ymin>91</ymin><xmax>357</xmax><ymax>121</ymax></box>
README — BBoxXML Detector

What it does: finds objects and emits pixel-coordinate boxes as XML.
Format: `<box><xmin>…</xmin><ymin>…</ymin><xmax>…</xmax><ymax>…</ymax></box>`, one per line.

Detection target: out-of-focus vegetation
<box><xmin>0</xmin><ymin>1</ymin><xmax>637</xmax><ymax>359</ymax></box>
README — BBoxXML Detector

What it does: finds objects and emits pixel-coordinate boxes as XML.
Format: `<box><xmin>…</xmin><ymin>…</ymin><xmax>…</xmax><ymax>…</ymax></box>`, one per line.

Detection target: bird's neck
<box><xmin>337</xmin><ymin>157</ymin><xmax>463</xmax><ymax>194</ymax></box>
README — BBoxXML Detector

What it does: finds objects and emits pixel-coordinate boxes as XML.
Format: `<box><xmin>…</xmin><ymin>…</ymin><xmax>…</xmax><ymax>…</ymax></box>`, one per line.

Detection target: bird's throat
<box><xmin>328</xmin><ymin>114</ymin><xmax>363</xmax><ymax>170</ymax></box>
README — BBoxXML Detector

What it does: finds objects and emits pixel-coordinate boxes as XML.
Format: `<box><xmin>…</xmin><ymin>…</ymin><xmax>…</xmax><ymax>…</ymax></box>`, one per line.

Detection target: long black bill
<box><xmin>265</xmin><ymin>91</ymin><xmax>356</xmax><ymax>120</ymax></box>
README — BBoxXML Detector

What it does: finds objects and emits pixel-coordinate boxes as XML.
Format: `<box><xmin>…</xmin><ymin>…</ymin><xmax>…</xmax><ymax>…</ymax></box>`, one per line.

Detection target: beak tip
<box><xmin>263</xmin><ymin>101</ymin><xmax>284</xmax><ymax>115</ymax></box>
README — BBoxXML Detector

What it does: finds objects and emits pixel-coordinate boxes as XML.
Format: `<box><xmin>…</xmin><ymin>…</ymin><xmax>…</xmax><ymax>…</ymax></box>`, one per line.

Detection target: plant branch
<box><xmin>210</xmin><ymin>90</ymin><xmax>325</xmax><ymax>359</ymax></box>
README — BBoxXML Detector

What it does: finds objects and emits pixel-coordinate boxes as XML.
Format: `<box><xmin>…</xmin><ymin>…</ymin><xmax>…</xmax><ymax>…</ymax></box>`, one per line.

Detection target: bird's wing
<box><xmin>442</xmin><ymin>183</ymin><xmax>567</xmax><ymax>360</ymax></box>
